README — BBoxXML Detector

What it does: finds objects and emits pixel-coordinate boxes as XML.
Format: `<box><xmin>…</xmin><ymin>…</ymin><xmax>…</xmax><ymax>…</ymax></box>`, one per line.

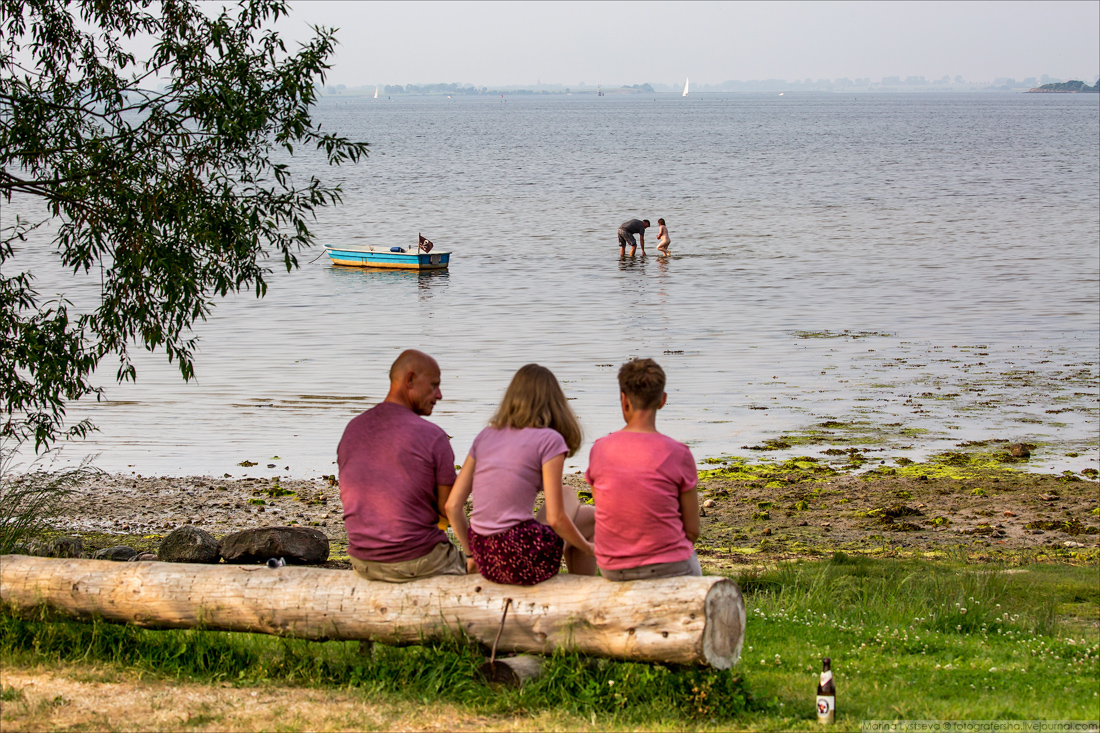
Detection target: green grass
<box><xmin>0</xmin><ymin>684</ymin><xmax>25</xmax><ymax>702</ymax></box>
<box><xmin>0</xmin><ymin>612</ymin><xmax>749</xmax><ymax>727</ymax></box>
<box><xmin>2</xmin><ymin>556</ymin><xmax>1097</xmax><ymax>730</ymax></box>
<box><xmin>736</xmin><ymin>556</ymin><xmax>1099</xmax><ymax>727</ymax></box>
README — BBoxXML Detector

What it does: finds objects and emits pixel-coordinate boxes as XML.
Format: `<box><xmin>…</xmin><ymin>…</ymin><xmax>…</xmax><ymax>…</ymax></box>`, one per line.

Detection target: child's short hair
<box><xmin>657</xmin><ymin>218</ymin><xmax>665</xmax><ymax>225</ymax></box>
<box><xmin>618</xmin><ymin>358</ymin><xmax>665</xmax><ymax>410</ymax></box>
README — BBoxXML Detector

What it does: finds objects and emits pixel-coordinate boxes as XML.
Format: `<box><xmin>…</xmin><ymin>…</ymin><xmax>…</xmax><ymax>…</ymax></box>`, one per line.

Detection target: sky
<box><xmin>264</xmin><ymin>0</ymin><xmax>1100</xmax><ymax>88</ymax></box>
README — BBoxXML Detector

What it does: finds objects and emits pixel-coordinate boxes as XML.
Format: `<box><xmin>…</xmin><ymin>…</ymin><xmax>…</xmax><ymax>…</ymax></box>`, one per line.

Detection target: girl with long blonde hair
<box><xmin>446</xmin><ymin>364</ymin><xmax>596</xmax><ymax>585</ymax></box>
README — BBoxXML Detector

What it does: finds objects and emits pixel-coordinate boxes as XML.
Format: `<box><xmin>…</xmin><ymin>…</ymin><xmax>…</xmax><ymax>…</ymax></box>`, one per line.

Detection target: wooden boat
<box><xmin>325</xmin><ymin>234</ymin><xmax>450</xmax><ymax>271</ymax></box>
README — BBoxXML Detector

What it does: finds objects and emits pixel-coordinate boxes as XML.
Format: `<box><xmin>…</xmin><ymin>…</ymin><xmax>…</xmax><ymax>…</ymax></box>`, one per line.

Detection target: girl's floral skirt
<box><xmin>469</xmin><ymin>519</ymin><xmax>563</xmax><ymax>586</ymax></box>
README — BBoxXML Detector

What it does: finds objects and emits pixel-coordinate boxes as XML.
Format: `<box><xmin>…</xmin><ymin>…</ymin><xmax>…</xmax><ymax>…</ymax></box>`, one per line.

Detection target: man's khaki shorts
<box><xmin>350</xmin><ymin>541</ymin><xmax>466</xmax><ymax>583</ymax></box>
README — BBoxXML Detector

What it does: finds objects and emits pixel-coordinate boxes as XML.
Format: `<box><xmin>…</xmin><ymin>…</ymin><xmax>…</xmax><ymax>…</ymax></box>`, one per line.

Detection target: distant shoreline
<box><xmin>324</xmin><ymin>88</ymin><xmax>1099</xmax><ymax>99</ymax></box>
<box><xmin>324</xmin><ymin>81</ymin><xmax>1100</xmax><ymax>98</ymax></box>
<box><xmin>1026</xmin><ymin>80</ymin><xmax>1100</xmax><ymax>93</ymax></box>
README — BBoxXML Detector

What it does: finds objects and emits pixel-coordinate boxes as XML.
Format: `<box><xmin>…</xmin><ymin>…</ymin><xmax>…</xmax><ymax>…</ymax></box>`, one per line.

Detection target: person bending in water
<box><xmin>656</xmin><ymin>218</ymin><xmax>671</xmax><ymax>256</ymax></box>
<box><xmin>617</xmin><ymin>218</ymin><xmax>649</xmax><ymax>257</ymax></box>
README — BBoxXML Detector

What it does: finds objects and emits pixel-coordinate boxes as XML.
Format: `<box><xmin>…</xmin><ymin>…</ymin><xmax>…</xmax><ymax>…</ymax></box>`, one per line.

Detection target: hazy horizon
<box><xmin>318</xmin><ymin>75</ymin><xmax>1098</xmax><ymax>95</ymax></box>
<box><xmin>265</xmin><ymin>1</ymin><xmax>1099</xmax><ymax>90</ymax></box>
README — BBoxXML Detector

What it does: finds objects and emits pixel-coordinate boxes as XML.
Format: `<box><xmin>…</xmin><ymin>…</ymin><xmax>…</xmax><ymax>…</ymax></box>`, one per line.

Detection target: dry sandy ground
<box><xmin>0</xmin><ymin>664</ymin><xmax>577</xmax><ymax>732</ymax></box>
<box><xmin>56</xmin><ymin>473</ymin><xmax>342</xmax><ymax>544</ymax></box>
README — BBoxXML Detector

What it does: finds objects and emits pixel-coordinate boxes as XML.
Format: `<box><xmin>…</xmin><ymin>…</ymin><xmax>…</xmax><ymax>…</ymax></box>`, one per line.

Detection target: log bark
<box><xmin>0</xmin><ymin>555</ymin><xmax>745</xmax><ymax>668</ymax></box>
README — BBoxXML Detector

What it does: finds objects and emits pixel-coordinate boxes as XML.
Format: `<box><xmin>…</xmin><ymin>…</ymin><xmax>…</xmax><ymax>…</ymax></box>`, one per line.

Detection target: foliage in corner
<box><xmin>0</xmin><ymin>0</ymin><xmax>368</xmax><ymax>450</ymax></box>
<box><xmin>0</xmin><ymin>443</ymin><xmax>97</xmax><ymax>553</ymax></box>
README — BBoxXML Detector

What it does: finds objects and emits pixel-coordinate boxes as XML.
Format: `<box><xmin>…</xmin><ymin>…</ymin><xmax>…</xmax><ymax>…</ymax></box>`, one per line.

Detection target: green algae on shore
<box><xmin>693</xmin><ymin>449</ymin><xmax>1099</xmax><ymax>570</ymax></box>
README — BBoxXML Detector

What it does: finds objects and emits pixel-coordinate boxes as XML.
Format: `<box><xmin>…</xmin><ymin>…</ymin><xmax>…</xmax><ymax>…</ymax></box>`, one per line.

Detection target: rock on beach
<box><xmin>158</xmin><ymin>526</ymin><xmax>219</xmax><ymax>563</ymax></box>
<box><xmin>92</xmin><ymin>546</ymin><xmax>137</xmax><ymax>562</ymax></box>
<box><xmin>219</xmin><ymin>526</ymin><xmax>329</xmax><ymax>565</ymax></box>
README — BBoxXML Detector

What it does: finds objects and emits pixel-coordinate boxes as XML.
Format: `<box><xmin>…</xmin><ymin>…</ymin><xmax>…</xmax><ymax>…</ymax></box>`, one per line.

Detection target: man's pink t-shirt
<box><xmin>585</xmin><ymin>431</ymin><xmax>698</xmax><ymax>571</ymax></box>
<box><xmin>468</xmin><ymin>426</ymin><xmax>568</xmax><ymax>535</ymax></box>
<box><xmin>337</xmin><ymin>402</ymin><xmax>457</xmax><ymax>563</ymax></box>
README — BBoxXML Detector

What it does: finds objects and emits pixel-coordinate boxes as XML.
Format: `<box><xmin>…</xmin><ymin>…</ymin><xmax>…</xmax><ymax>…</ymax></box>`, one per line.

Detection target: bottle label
<box><xmin>817</xmin><ymin>695</ymin><xmax>835</xmax><ymax>723</ymax></box>
<box><xmin>820</xmin><ymin>670</ymin><xmax>833</xmax><ymax>686</ymax></box>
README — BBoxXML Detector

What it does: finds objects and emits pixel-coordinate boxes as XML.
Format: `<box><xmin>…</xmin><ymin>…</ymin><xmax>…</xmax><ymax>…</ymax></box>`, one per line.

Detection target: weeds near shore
<box><xmin>0</xmin><ymin>441</ymin><xmax>97</xmax><ymax>554</ymax></box>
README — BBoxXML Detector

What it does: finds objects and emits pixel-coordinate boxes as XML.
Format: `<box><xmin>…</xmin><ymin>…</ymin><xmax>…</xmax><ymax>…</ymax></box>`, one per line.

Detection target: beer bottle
<box><xmin>817</xmin><ymin>657</ymin><xmax>836</xmax><ymax>724</ymax></box>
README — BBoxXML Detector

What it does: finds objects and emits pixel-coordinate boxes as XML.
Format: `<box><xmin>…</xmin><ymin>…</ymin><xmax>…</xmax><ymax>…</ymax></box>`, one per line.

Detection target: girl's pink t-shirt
<box><xmin>585</xmin><ymin>431</ymin><xmax>698</xmax><ymax>570</ymax></box>
<box><xmin>468</xmin><ymin>426</ymin><xmax>568</xmax><ymax>536</ymax></box>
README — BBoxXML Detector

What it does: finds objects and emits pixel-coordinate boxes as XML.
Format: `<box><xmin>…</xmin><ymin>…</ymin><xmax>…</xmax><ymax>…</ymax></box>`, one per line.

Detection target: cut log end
<box><xmin>702</xmin><ymin>578</ymin><xmax>746</xmax><ymax>669</ymax></box>
<box><xmin>478</xmin><ymin>654</ymin><xmax>544</xmax><ymax>685</ymax></box>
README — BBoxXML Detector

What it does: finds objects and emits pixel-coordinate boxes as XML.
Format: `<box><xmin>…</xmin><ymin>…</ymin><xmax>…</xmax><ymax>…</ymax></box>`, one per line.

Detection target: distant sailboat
<box><xmin>682</xmin><ymin>77</ymin><xmax>689</xmax><ymax>97</ymax></box>
<box><xmin>374</xmin><ymin>85</ymin><xmax>379</xmax><ymax>99</ymax></box>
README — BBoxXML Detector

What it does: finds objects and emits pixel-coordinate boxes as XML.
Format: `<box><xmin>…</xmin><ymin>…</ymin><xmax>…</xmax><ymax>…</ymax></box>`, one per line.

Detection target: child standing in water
<box><xmin>656</xmin><ymin>218</ymin><xmax>671</xmax><ymax>256</ymax></box>
<box><xmin>446</xmin><ymin>364</ymin><xmax>596</xmax><ymax>585</ymax></box>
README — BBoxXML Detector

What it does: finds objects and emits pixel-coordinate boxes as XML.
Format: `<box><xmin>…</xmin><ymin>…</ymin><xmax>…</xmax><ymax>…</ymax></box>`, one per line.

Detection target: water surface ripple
<box><xmin>8</xmin><ymin>93</ymin><xmax>1098</xmax><ymax>476</ymax></box>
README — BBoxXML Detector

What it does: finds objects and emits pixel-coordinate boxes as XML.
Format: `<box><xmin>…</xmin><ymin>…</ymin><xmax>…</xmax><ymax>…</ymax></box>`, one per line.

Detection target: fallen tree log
<box><xmin>0</xmin><ymin>555</ymin><xmax>745</xmax><ymax>668</ymax></box>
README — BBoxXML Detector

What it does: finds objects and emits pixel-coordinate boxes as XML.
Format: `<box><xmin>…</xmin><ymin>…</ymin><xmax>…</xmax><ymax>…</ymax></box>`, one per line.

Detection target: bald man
<box><xmin>337</xmin><ymin>350</ymin><xmax>465</xmax><ymax>582</ymax></box>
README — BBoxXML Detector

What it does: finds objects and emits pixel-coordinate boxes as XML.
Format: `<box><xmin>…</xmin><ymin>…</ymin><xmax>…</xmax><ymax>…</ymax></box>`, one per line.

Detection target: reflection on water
<box><xmin>5</xmin><ymin>93</ymin><xmax>1097</xmax><ymax>478</ymax></box>
<box><xmin>616</xmin><ymin>256</ymin><xmax>650</xmax><ymax>273</ymax></box>
<box><xmin>328</xmin><ymin>265</ymin><xmax>450</xmax><ymax>301</ymax></box>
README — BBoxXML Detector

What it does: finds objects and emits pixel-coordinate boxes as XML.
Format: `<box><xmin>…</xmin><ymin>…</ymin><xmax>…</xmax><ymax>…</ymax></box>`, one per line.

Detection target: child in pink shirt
<box><xmin>446</xmin><ymin>364</ymin><xmax>596</xmax><ymax>585</ymax></box>
<box><xmin>585</xmin><ymin>358</ymin><xmax>701</xmax><ymax>580</ymax></box>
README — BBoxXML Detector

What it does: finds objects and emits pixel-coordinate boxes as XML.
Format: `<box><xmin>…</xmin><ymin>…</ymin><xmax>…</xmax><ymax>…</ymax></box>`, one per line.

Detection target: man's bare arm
<box><xmin>444</xmin><ymin>456</ymin><xmax>479</xmax><ymax>573</ymax></box>
<box><xmin>436</xmin><ymin>484</ymin><xmax>453</xmax><ymax>520</ymax></box>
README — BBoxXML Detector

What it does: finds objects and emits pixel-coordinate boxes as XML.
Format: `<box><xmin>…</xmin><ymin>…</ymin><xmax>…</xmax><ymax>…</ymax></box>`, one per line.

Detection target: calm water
<box><xmin>7</xmin><ymin>93</ymin><xmax>1099</xmax><ymax>477</ymax></box>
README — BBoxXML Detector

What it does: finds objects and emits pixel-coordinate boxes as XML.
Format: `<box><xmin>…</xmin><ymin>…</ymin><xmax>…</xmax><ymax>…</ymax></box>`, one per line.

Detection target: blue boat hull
<box><xmin>326</xmin><ymin>248</ymin><xmax>450</xmax><ymax>270</ymax></box>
